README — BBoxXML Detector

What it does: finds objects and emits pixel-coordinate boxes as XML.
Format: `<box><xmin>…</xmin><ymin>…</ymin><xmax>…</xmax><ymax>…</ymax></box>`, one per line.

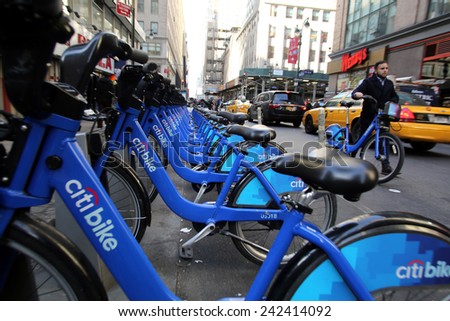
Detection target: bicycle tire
<box><xmin>268</xmin><ymin>212</ymin><xmax>450</xmax><ymax>300</ymax></box>
<box><xmin>359</xmin><ymin>132</ymin><xmax>404</xmax><ymax>184</ymax></box>
<box><xmin>100</xmin><ymin>156</ymin><xmax>151</xmax><ymax>242</ymax></box>
<box><xmin>229</xmin><ymin>192</ymin><xmax>337</xmax><ymax>265</ymax></box>
<box><xmin>0</xmin><ymin>213</ymin><xmax>107</xmax><ymax>300</ymax></box>
<box><xmin>126</xmin><ymin>133</ymin><xmax>167</xmax><ymax>202</ymax></box>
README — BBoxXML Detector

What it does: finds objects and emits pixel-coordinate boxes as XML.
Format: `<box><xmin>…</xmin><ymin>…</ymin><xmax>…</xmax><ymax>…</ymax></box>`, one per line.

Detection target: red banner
<box><xmin>288</xmin><ymin>37</ymin><xmax>299</xmax><ymax>64</ymax></box>
<box><xmin>116</xmin><ymin>2</ymin><xmax>131</xmax><ymax>18</ymax></box>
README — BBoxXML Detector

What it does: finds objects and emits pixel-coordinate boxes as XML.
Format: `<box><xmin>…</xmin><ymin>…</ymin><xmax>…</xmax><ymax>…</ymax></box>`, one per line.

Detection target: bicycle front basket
<box><xmin>384</xmin><ymin>101</ymin><xmax>401</xmax><ymax>121</ymax></box>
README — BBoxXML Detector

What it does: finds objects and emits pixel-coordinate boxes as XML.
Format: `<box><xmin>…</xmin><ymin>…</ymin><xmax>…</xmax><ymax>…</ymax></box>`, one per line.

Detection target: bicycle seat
<box><xmin>217</xmin><ymin>111</ymin><xmax>248</xmax><ymax>125</ymax></box>
<box><xmin>271</xmin><ymin>148</ymin><xmax>378</xmax><ymax>201</ymax></box>
<box><xmin>208</xmin><ymin>114</ymin><xmax>229</xmax><ymax>125</ymax></box>
<box><xmin>226</xmin><ymin>124</ymin><xmax>276</xmax><ymax>143</ymax></box>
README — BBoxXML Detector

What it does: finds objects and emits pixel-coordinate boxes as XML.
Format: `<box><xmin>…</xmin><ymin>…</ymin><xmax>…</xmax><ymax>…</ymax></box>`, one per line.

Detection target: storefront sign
<box><xmin>342</xmin><ymin>48</ymin><xmax>368</xmax><ymax>72</ymax></box>
<box><xmin>116</xmin><ymin>2</ymin><xmax>132</xmax><ymax>18</ymax></box>
<box><xmin>96</xmin><ymin>57</ymin><xmax>115</xmax><ymax>74</ymax></box>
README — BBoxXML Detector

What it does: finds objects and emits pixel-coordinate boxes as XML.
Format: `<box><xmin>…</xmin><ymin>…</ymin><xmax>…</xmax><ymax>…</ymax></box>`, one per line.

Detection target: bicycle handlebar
<box><xmin>119</xmin><ymin>40</ymin><xmax>148</xmax><ymax>64</ymax></box>
<box><xmin>61</xmin><ymin>32</ymin><xmax>148</xmax><ymax>95</ymax></box>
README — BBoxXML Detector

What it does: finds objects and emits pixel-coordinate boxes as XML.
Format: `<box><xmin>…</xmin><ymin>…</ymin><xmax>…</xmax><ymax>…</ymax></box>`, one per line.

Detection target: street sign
<box><xmin>298</xmin><ymin>69</ymin><xmax>313</xmax><ymax>77</ymax></box>
<box><xmin>116</xmin><ymin>2</ymin><xmax>131</xmax><ymax>18</ymax></box>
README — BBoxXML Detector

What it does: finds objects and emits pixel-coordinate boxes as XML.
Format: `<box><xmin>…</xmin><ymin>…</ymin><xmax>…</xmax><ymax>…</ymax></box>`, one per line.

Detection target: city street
<box><xmin>108</xmin><ymin>121</ymin><xmax>450</xmax><ymax>300</ymax></box>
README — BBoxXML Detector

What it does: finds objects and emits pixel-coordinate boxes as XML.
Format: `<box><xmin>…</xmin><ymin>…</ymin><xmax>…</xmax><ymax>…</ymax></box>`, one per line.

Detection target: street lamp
<box><xmin>294</xmin><ymin>18</ymin><xmax>310</xmax><ymax>92</ymax></box>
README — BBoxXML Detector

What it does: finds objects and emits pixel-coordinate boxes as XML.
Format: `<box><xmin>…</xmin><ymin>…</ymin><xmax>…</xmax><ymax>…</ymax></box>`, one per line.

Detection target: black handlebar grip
<box><xmin>130</xmin><ymin>49</ymin><xmax>149</xmax><ymax>64</ymax></box>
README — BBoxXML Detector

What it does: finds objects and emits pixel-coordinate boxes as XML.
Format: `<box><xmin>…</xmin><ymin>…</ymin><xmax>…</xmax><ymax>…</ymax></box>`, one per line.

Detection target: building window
<box><xmin>138</xmin><ymin>0</ymin><xmax>144</xmax><ymax>12</ymax></box>
<box><xmin>319</xmin><ymin>50</ymin><xmax>326</xmax><ymax>63</ymax></box>
<box><xmin>321</xmin><ymin>31</ymin><xmax>328</xmax><ymax>43</ymax></box>
<box><xmin>148</xmin><ymin>43</ymin><xmax>161</xmax><ymax>56</ymax></box>
<box><xmin>309</xmin><ymin>50</ymin><xmax>316</xmax><ymax>62</ymax></box>
<box><xmin>312</xmin><ymin>9</ymin><xmax>320</xmax><ymax>21</ymax></box>
<box><xmin>268</xmin><ymin>46</ymin><xmax>274</xmax><ymax>59</ymax></box>
<box><xmin>150</xmin><ymin>21</ymin><xmax>158</xmax><ymax>34</ymax></box>
<box><xmin>297</xmin><ymin>8</ymin><xmax>303</xmax><ymax>19</ymax></box>
<box><xmin>323</xmin><ymin>10</ymin><xmax>330</xmax><ymax>22</ymax></box>
<box><xmin>428</xmin><ymin>0</ymin><xmax>450</xmax><ymax>18</ymax></box>
<box><xmin>151</xmin><ymin>0</ymin><xmax>159</xmax><ymax>14</ymax></box>
<box><xmin>345</xmin><ymin>0</ymin><xmax>396</xmax><ymax>48</ymax></box>
<box><xmin>270</xmin><ymin>5</ymin><xmax>277</xmax><ymax>17</ymax></box>
<box><xmin>310</xmin><ymin>31</ymin><xmax>318</xmax><ymax>42</ymax></box>
<box><xmin>104</xmin><ymin>8</ymin><xmax>113</xmax><ymax>33</ymax></box>
<box><xmin>284</xmin><ymin>27</ymin><xmax>292</xmax><ymax>39</ymax></box>
<box><xmin>269</xmin><ymin>25</ymin><xmax>276</xmax><ymax>38</ymax></box>
<box><xmin>73</xmin><ymin>0</ymin><xmax>89</xmax><ymax>20</ymax></box>
<box><xmin>92</xmin><ymin>3</ymin><xmax>102</xmax><ymax>30</ymax></box>
<box><xmin>286</xmin><ymin>7</ymin><xmax>294</xmax><ymax>18</ymax></box>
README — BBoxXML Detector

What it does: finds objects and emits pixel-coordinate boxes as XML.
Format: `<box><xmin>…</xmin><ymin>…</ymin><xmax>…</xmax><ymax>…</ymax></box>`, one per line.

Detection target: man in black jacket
<box><xmin>352</xmin><ymin>60</ymin><xmax>399</xmax><ymax>174</ymax></box>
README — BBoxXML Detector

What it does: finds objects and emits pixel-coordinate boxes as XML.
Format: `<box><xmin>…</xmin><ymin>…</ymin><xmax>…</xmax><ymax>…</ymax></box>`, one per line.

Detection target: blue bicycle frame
<box><xmin>327</xmin><ymin>111</ymin><xmax>382</xmax><ymax>156</ymax></box>
<box><xmin>0</xmin><ymin>108</ymin><xmax>375</xmax><ymax>300</ymax></box>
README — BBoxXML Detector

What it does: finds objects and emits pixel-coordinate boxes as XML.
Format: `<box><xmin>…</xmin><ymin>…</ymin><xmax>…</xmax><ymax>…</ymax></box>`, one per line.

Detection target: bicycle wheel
<box><xmin>359</xmin><ymin>132</ymin><xmax>404</xmax><ymax>184</ymax></box>
<box><xmin>0</xmin><ymin>213</ymin><xmax>107</xmax><ymax>300</ymax></box>
<box><xmin>268</xmin><ymin>212</ymin><xmax>450</xmax><ymax>300</ymax></box>
<box><xmin>229</xmin><ymin>192</ymin><xmax>337</xmax><ymax>265</ymax></box>
<box><xmin>100</xmin><ymin>156</ymin><xmax>151</xmax><ymax>242</ymax></box>
<box><xmin>126</xmin><ymin>134</ymin><xmax>167</xmax><ymax>202</ymax></box>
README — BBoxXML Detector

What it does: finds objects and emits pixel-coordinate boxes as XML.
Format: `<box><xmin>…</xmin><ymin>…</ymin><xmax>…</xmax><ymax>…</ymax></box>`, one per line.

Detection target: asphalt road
<box><xmin>106</xmin><ymin>120</ymin><xmax>449</xmax><ymax>300</ymax></box>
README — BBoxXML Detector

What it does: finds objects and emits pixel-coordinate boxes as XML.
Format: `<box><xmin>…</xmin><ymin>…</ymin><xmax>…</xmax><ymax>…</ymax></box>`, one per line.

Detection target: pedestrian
<box><xmin>215</xmin><ymin>97</ymin><xmax>222</xmax><ymax>111</ymax></box>
<box><xmin>351</xmin><ymin>60</ymin><xmax>399</xmax><ymax>174</ymax></box>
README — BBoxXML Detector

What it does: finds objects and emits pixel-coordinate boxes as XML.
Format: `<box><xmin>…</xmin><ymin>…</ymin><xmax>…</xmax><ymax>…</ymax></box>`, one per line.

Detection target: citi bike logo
<box><xmin>132</xmin><ymin>138</ymin><xmax>157</xmax><ymax>172</ymax></box>
<box><xmin>152</xmin><ymin>125</ymin><xmax>168</xmax><ymax>148</ymax></box>
<box><xmin>290</xmin><ymin>178</ymin><xmax>306</xmax><ymax>188</ymax></box>
<box><xmin>257</xmin><ymin>153</ymin><xmax>279</xmax><ymax>162</ymax></box>
<box><xmin>396</xmin><ymin>260</ymin><xmax>450</xmax><ymax>280</ymax></box>
<box><xmin>161</xmin><ymin>119</ymin><xmax>174</xmax><ymax>137</ymax></box>
<box><xmin>65</xmin><ymin>179</ymin><xmax>118</xmax><ymax>251</ymax></box>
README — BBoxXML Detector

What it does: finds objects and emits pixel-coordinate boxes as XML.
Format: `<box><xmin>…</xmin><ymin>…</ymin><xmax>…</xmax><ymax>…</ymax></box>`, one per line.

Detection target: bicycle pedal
<box><xmin>179</xmin><ymin>246</ymin><xmax>194</xmax><ymax>259</ymax></box>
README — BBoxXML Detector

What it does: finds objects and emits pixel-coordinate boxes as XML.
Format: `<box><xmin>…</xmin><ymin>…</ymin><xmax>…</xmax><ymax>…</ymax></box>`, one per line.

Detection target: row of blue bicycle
<box><xmin>0</xmin><ymin>1</ymin><xmax>449</xmax><ymax>301</ymax></box>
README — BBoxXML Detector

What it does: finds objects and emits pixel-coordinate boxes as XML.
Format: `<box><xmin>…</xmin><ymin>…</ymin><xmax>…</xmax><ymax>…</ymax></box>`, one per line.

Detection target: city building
<box><xmin>327</xmin><ymin>0</ymin><xmax>450</xmax><ymax>106</ymax></box>
<box><xmin>203</xmin><ymin>0</ymin><xmax>229</xmax><ymax>95</ymax></box>
<box><xmin>218</xmin><ymin>0</ymin><xmax>337</xmax><ymax>102</ymax></box>
<box><xmin>136</xmin><ymin>0</ymin><xmax>187</xmax><ymax>91</ymax></box>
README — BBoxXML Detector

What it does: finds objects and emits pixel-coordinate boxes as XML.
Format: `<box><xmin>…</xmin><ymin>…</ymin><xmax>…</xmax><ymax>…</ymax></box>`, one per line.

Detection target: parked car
<box><xmin>224</xmin><ymin>99</ymin><xmax>251</xmax><ymax>113</ymax></box>
<box><xmin>302</xmin><ymin>90</ymin><xmax>450</xmax><ymax>151</ymax></box>
<box><xmin>247</xmin><ymin>91</ymin><xmax>307</xmax><ymax>127</ymax></box>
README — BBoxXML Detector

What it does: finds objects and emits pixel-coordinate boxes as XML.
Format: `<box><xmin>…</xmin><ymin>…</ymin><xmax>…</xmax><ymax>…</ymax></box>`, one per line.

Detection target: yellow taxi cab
<box><xmin>224</xmin><ymin>99</ymin><xmax>251</xmax><ymax>113</ymax></box>
<box><xmin>302</xmin><ymin>91</ymin><xmax>450</xmax><ymax>151</ymax></box>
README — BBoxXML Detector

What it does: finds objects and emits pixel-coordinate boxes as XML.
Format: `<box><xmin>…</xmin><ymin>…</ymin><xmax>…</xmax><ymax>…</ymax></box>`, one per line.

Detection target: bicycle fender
<box><xmin>227</xmin><ymin>160</ymin><xmax>308</xmax><ymax>208</ymax></box>
<box><xmin>3</xmin><ymin>213</ymin><xmax>108</xmax><ymax>300</ymax></box>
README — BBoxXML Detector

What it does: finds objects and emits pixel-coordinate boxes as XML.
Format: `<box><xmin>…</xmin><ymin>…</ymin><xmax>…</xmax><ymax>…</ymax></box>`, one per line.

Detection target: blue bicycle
<box><xmin>325</xmin><ymin>96</ymin><xmax>405</xmax><ymax>184</ymax></box>
<box><xmin>1</xmin><ymin>2</ymin><xmax>449</xmax><ymax>301</ymax></box>
<box><xmin>86</xmin><ymin>64</ymin><xmax>336</xmax><ymax>264</ymax></box>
